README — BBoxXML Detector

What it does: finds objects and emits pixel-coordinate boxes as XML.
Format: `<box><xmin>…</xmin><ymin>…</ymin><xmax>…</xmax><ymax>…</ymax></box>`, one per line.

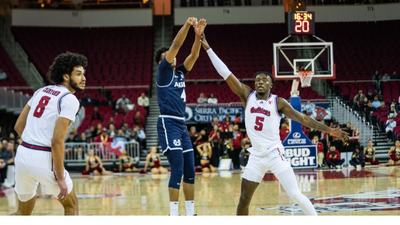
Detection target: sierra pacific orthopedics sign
<box><xmin>185</xmin><ymin>104</ymin><xmax>243</xmax><ymax>123</ymax></box>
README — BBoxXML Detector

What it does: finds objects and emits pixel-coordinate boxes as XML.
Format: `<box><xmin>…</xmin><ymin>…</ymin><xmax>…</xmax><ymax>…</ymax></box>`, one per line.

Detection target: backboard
<box><xmin>272</xmin><ymin>41</ymin><xmax>335</xmax><ymax>81</ymax></box>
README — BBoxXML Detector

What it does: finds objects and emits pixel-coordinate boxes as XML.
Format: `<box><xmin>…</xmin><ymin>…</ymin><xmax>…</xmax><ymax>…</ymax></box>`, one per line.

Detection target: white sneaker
<box><xmin>336</xmin><ymin>165</ymin><xmax>341</xmax><ymax>170</ymax></box>
<box><xmin>2</xmin><ymin>182</ymin><xmax>13</xmax><ymax>188</ymax></box>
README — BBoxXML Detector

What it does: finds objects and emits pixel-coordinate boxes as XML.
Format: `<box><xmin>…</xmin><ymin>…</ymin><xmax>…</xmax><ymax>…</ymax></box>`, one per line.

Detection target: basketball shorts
<box><xmin>14</xmin><ymin>144</ymin><xmax>73</xmax><ymax>202</ymax></box>
<box><xmin>157</xmin><ymin>116</ymin><xmax>193</xmax><ymax>154</ymax></box>
<box><xmin>243</xmin><ymin>147</ymin><xmax>291</xmax><ymax>183</ymax></box>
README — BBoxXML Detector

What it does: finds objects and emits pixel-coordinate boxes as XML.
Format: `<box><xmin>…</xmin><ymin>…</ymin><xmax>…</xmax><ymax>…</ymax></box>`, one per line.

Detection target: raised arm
<box><xmin>278</xmin><ymin>97</ymin><xmax>349</xmax><ymax>140</ymax></box>
<box><xmin>165</xmin><ymin>17</ymin><xmax>197</xmax><ymax>64</ymax></box>
<box><xmin>201</xmin><ymin>34</ymin><xmax>252</xmax><ymax>107</ymax></box>
<box><xmin>183</xmin><ymin>18</ymin><xmax>207</xmax><ymax>71</ymax></box>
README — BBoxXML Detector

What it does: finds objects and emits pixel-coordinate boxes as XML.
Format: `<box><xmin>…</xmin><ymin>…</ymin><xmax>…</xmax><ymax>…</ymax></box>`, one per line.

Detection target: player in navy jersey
<box><xmin>154</xmin><ymin>17</ymin><xmax>206</xmax><ymax>216</ymax></box>
<box><xmin>200</xmin><ymin>34</ymin><xmax>349</xmax><ymax>216</ymax></box>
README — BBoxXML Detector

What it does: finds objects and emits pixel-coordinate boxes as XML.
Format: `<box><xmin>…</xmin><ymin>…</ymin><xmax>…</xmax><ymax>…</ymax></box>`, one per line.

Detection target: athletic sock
<box><xmin>185</xmin><ymin>200</ymin><xmax>194</xmax><ymax>216</ymax></box>
<box><xmin>170</xmin><ymin>202</ymin><xmax>179</xmax><ymax>216</ymax></box>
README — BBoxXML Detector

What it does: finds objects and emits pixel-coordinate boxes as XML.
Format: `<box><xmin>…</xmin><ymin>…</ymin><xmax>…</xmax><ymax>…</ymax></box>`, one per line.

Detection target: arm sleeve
<box><xmin>206</xmin><ymin>48</ymin><xmax>232</xmax><ymax>80</ymax></box>
<box><xmin>59</xmin><ymin>94</ymin><xmax>80</xmax><ymax>123</ymax></box>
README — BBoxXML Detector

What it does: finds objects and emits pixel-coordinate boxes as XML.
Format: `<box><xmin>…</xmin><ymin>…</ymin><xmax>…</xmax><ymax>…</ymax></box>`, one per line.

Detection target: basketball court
<box><xmin>1</xmin><ymin>2</ymin><xmax>399</xmax><ymax>219</ymax></box>
<box><xmin>0</xmin><ymin>166</ymin><xmax>399</xmax><ymax>216</ymax></box>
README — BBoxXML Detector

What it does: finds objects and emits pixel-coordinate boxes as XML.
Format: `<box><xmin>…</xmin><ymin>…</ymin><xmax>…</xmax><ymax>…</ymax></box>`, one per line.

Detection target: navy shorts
<box><xmin>157</xmin><ymin>116</ymin><xmax>193</xmax><ymax>155</ymax></box>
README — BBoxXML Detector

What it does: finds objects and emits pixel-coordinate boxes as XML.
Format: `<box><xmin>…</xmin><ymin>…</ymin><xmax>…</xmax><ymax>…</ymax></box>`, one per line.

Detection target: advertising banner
<box><xmin>185</xmin><ymin>104</ymin><xmax>243</xmax><ymax>123</ymax></box>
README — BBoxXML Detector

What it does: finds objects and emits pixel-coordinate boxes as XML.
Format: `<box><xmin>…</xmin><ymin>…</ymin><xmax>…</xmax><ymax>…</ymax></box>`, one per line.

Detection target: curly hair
<box><xmin>154</xmin><ymin>46</ymin><xmax>170</xmax><ymax>64</ymax></box>
<box><xmin>47</xmin><ymin>52</ymin><xmax>88</xmax><ymax>84</ymax></box>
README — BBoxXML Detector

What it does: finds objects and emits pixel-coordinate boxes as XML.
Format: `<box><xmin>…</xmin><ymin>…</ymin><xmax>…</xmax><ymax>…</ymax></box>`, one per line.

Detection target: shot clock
<box><xmin>288</xmin><ymin>11</ymin><xmax>315</xmax><ymax>35</ymax></box>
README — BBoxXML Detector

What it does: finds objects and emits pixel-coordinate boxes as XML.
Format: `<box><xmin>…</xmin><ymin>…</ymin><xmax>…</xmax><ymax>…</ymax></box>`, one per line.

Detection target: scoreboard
<box><xmin>288</xmin><ymin>11</ymin><xmax>315</xmax><ymax>35</ymax></box>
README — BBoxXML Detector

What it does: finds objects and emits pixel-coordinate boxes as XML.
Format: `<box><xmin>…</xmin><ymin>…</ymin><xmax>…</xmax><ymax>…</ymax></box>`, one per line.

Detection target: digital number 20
<box><xmin>33</xmin><ymin>96</ymin><xmax>51</xmax><ymax>118</ymax></box>
<box><xmin>295</xmin><ymin>20</ymin><xmax>310</xmax><ymax>33</ymax></box>
<box><xmin>254</xmin><ymin>116</ymin><xmax>264</xmax><ymax>131</ymax></box>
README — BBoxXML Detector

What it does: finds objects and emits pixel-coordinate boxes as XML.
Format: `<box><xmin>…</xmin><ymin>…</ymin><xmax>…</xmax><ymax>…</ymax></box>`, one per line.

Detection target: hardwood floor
<box><xmin>1</xmin><ymin>166</ymin><xmax>400</xmax><ymax>216</ymax></box>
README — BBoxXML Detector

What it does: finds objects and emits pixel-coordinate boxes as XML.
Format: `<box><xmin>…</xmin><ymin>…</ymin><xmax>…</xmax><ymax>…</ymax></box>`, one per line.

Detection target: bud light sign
<box><xmin>282</xmin><ymin>131</ymin><xmax>317</xmax><ymax>169</ymax></box>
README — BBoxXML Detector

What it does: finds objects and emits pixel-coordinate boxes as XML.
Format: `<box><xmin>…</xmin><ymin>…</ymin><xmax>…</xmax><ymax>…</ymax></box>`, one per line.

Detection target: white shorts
<box><xmin>243</xmin><ymin>147</ymin><xmax>291</xmax><ymax>183</ymax></box>
<box><xmin>14</xmin><ymin>144</ymin><xmax>73</xmax><ymax>202</ymax></box>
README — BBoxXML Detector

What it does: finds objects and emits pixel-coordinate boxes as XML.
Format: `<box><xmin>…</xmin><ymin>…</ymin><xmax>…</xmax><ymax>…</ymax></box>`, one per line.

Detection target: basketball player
<box><xmin>154</xmin><ymin>17</ymin><xmax>206</xmax><ymax>216</ymax></box>
<box><xmin>13</xmin><ymin>52</ymin><xmax>87</xmax><ymax>215</ymax></box>
<box><xmin>200</xmin><ymin>34</ymin><xmax>349</xmax><ymax>216</ymax></box>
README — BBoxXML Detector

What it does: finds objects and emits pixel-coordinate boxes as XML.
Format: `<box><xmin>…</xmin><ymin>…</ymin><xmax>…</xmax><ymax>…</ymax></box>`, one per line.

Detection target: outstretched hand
<box><xmin>187</xmin><ymin>17</ymin><xmax>198</xmax><ymax>27</ymax></box>
<box><xmin>329</xmin><ymin>127</ymin><xmax>350</xmax><ymax>142</ymax></box>
<box><xmin>200</xmin><ymin>33</ymin><xmax>210</xmax><ymax>51</ymax></box>
<box><xmin>194</xmin><ymin>18</ymin><xmax>207</xmax><ymax>36</ymax></box>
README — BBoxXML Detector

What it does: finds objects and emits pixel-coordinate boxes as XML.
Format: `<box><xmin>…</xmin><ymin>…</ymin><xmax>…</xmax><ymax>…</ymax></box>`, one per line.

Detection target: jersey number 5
<box><xmin>254</xmin><ymin>116</ymin><xmax>264</xmax><ymax>131</ymax></box>
<box><xmin>33</xmin><ymin>96</ymin><xmax>51</xmax><ymax>118</ymax></box>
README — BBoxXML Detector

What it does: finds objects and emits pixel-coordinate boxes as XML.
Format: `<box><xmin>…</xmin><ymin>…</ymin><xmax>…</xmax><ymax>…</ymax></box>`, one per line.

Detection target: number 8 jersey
<box><xmin>245</xmin><ymin>91</ymin><xmax>283</xmax><ymax>157</ymax></box>
<box><xmin>22</xmin><ymin>85</ymin><xmax>80</xmax><ymax>147</ymax></box>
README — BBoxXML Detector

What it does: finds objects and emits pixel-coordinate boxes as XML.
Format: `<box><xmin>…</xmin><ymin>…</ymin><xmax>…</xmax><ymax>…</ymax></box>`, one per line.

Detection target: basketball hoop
<box><xmin>297</xmin><ymin>71</ymin><xmax>314</xmax><ymax>87</ymax></box>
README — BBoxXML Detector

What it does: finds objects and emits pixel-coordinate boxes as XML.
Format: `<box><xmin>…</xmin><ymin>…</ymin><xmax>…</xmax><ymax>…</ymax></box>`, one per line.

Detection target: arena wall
<box><xmin>10</xmin><ymin>4</ymin><xmax>400</xmax><ymax>27</ymax></box>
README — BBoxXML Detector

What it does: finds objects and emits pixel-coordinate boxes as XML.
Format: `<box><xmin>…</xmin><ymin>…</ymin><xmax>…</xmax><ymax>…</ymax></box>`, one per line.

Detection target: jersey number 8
<box><xmin>33</xmin><ymin>96</ymin><xmax>51</xmax><ymax>118</ymax></box>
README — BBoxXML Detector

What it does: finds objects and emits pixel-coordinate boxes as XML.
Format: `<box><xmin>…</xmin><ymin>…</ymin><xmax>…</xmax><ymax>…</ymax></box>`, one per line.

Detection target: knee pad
<box><xmin>169</xmin><ymin>166</ymin><xmax>183</xmax><ymax>189</ymax></box>
<box><xmin>183</xmin><ymin>151</ymin><xmax>195</xmax><ymax>184</ymax></box>
<box><xmin>182</xmin><ymin>168</ymin><xmax>195</xmax><ymax>184</ymax></box>
<box><xmin>166</xmin><ymin>150</ymin><xmax>184</xmax><ymax>189</ymax></box>
<box><xmin>18</xmin><ymin>193</ymin><xmax>36</xmax><ymax>202</ymax></box>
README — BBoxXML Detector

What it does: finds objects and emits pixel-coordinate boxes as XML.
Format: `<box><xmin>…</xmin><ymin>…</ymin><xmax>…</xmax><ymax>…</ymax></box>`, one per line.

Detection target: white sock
<box><xmin>185</xmin><ymin>200</ymin><xmax>195</xmax><ymax>216</ymax></box>
<box><xmin>170</xmin><ymin>202</ymin><xmax>179</xmax><ymax>216</ymax></box>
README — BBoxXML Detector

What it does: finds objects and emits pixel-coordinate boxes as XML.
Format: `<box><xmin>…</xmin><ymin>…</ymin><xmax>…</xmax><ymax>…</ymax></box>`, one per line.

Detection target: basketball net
<box><xmin>290</xmin><ymin>71</ymin><xmax>314</xmax><ymax>97</ymax></box>
<box><xmin>297</xmin><ymin>71</ymin><xmax>314</xmax><ymax>88</ymax></box>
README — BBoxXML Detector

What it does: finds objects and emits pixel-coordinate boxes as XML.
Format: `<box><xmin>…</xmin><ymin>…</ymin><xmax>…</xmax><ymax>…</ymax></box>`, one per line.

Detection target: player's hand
<box><xmin>329</xmin><ymin>127</ymin><xmax>349</xmax><ymax>142</ymax></box>
<box><xmin>194</xmin><ymin>18</ymin><xmax>207</xmax><ymax>36</ymax></box>
<box><xmin>57</xmin><ymin>178</ymin><xmax>68</xmax><ymax>201</ymax></box>
<box><xmin>200</xmin><ymin>33</ymin><xmax>210</xmax><ymax>51</ymax></box>
<box><xmin>187</xmin><ymin>17</ymin><xmax>198</xmax><ymax>27</ymax></box>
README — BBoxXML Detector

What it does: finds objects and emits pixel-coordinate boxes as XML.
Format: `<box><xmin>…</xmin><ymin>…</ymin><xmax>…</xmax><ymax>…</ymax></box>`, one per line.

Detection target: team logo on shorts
<box><xmin>173</xmin><ymin>139</ymin><xmax>181</xmax><ymax>146</ymax></box>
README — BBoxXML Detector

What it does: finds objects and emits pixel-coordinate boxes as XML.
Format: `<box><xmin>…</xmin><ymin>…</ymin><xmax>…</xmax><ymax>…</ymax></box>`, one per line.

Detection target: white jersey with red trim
<box><xmin>21</xmin><ymin>85</ymin><xmax>79</xmax><ymax>147</ymax></box>
<box><xmin>245</xmin><ymin>91</ymin><xmax>283</xmax><ymax>156</ymax></box>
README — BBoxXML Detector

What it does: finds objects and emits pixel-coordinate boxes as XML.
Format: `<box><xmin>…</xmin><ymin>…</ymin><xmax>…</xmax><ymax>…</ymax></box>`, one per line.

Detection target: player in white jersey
<box><xmin>13</xmin><ymin>52</ymin><xmax>87</xmax><ymax>215</ymax></box>
<box><xmin>200</xmin><ymin>34</ymin><xmax>349</xmax><ymax>216</ymax></box>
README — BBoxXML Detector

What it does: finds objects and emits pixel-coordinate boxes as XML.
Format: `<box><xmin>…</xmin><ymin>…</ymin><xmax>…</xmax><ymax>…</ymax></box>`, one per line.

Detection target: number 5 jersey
<box><xmin>245</xmin><ymin>91</ymin><xmax>283</xmax><ymax>157</ymax></box>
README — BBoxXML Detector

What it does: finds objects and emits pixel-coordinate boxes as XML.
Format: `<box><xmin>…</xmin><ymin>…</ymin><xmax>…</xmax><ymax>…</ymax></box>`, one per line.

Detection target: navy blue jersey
<box><xmin>156</xmin><ymin>58</ymin><xmax>189</xmax><ymax>117</ymax></box>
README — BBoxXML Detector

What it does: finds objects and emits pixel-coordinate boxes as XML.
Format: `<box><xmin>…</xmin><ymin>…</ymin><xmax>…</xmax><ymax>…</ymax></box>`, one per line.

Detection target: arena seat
<box><xmin>12</xmin><ymin>26</ymin><xmax>153</xmax><ymax>87</ymax></box>
<box><xmin>0</xmin><ymin>44</ymin><xmax>30</xmax><ymax>89</ymax></box>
